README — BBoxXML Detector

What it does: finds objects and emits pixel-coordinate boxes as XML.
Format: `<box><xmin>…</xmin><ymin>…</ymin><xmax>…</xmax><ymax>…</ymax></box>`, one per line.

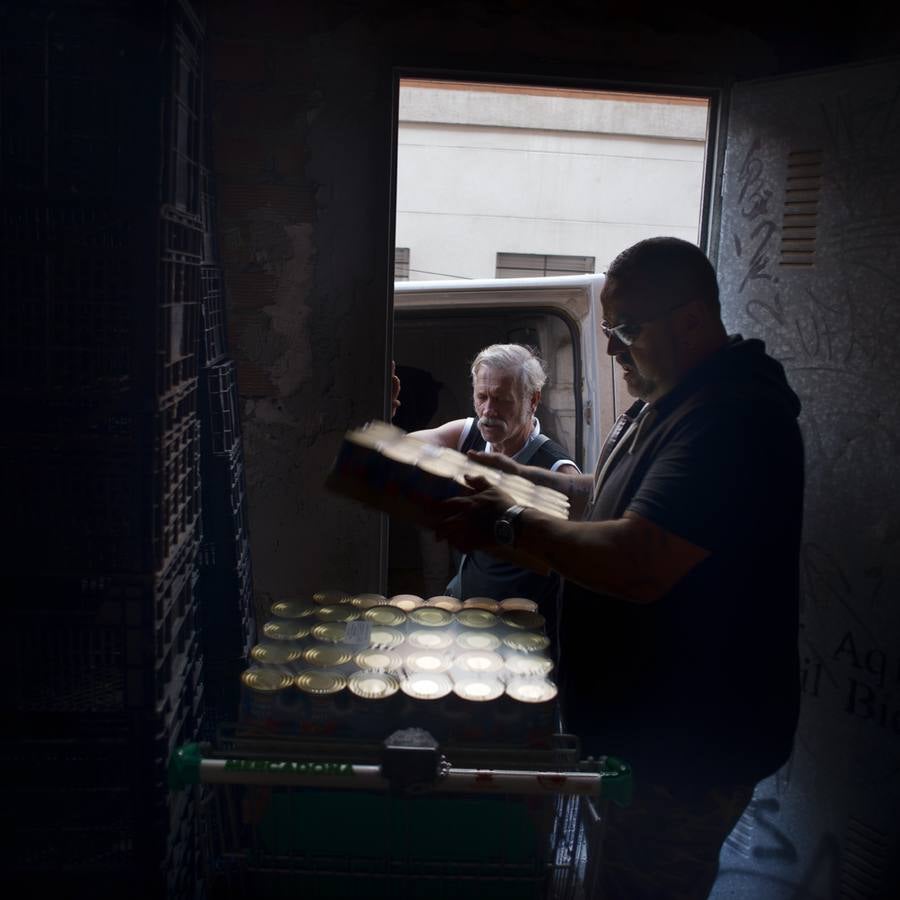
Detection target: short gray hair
<box><xmin>470</xmin><ymin>344</ymin><xmax>547</xmax><ymax>400</ymax></box>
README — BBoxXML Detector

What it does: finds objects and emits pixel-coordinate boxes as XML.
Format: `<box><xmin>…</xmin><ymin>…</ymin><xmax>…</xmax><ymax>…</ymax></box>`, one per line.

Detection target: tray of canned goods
<box><xmin>325</xmin><ymin>421</ymin><xmax>569</xmax><ymax>575</ymax></box>
<box><xmin>238</xmin><ymin>590</ymin><xmax>562</xmax><ymax>747</ymax></box>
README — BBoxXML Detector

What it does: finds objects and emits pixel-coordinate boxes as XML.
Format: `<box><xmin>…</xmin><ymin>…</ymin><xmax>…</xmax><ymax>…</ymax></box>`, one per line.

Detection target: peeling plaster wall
<box><xmin>204</xmin><ymin>0</ymin><xmax>900</xmax><ymax>604</ymax></box>
<box><xmin>209</xmin><ymin>6</ymin><xmax>396</xmax><ymax>601</ymax></box>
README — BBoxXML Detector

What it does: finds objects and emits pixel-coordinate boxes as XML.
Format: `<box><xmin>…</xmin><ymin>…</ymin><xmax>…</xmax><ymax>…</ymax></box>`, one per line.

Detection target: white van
<box><xmin>390</xmin><ymin>273</ymin><xmax>624</xmax><ymax>595</ymax></box>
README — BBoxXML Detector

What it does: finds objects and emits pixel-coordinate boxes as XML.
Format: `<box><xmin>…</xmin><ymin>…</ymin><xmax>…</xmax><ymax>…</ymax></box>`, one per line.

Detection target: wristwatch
<box><xmin>493</xmin><ymin>505</ymin><xmax>525</xmax><ymax>547</ymax></box>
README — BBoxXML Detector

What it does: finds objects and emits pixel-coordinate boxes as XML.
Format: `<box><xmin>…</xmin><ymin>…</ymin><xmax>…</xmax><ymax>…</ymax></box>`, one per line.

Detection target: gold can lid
<box><xmin>417</xmin><ymin>452</ymin><xmax>463</xmax><ymax>478</ymax></box>
<box><xmin>313</xmin><ymin>591</ymin><xmax>353</xmax><ymax>606</ymax></box>
<box><xmin>400</xmin><ymin>672</ymin><xmax>453</xmax><ymax>700</ymax></box>
<box><xmin>499</xmin><ymin>597</ymin><xmax>539</xmax><ymax>613</ymax></box>
<box><xmin>263</xmin><ymin>619</ymin><xmax>310</xmax><ymax>641</ymax></box>
<box><xmin>454</xmin><ymin>650</ymin><xmax>504</xmax><ymax>674</ymax></box>
<box><xmin>315</xmin><ymin>605</ymin><xmax>360</xmax><ymax>623</ymax></box>
<box><xmin>456</xmin><ymin>609</ymin><xmax>499</xmax><ymax>629</ymax></box>
<box><xmin>348</xmin><ymin>670</ymin><xmax>400</xmax><ymax>699</ymax></box>
<box><xmin>363</xmin><ymin>606</ymin><xmax>407</xmax><ymax>627</ymax></box>
<box><xmin>501</xmin><ymin>610</ymin><xmax>546</xmax><ymax>631</ymax></box>
<box><xmin>453</xmin><ymin>677</ymin><xmax>505</xmax><ymax>702</ymax></box>
<box><xmin>425</xmin><ymin>595</ymin><xmax>463</xmax><ymax>612</ymax></box>
<box><xmin>464</xmin><ymin>462</ymin><xmax>502</xmax><ymax>486</ymax></box>
<box><xmin>352</xmin><ymin>592</ymin><xmax>387</xmax><ymax>609</ymax></box>
<box><xmin>389</xmin><ymin>593</ymin><xmax>423</xmax><ymax>611</ymax></box>
<box><xmin>382</xmin><ymin>440</ymin><xmax>423</xmax><ymax>465</ymax></box>
<box><xmin>353</xmin><ymin>648</ymin><xmax>403</xmax><ymax>671</ymax></box>
<box><xmin>455</xmin><ymin>630</ymin><xmax>501</xmax><ymax>652</ymax></box>
<box><xmin>503</xmin><ymin>632</ymin><xmax>551</xmax><ymax>653</ymax></box>
<box><xmin>241</xmin><ymin>667</ymin><xmax>294</xmax><ymax>693</ymax></box>
<box><xmin>505</xmin><ymin>474</ymin><xmax>534</xmax><ymax>493</ymax></box>
<box><xmin>462</xmin><ymin>597</ymin><xmax>500</xmax><ymax>613</ymax></box>
<box><xmin>408</xmin><ymin>629</ymin><xmax>454</xmax><ymax>650</ymax></box>
<box><xmin>311</xmin><ymin>622</ymin><xmax>348</xmax><ymax>643</ymax></box>
<box><xmin>312</xmin><ymin>589</ymin><xmax>352</xmax><ymax>606</ymax></box>
<box><xmin>270</xmin><ymin>598</ymin><xmax>318</xmax><ymax>618</ymax></box>
<box><xmin>367</xmin><ymin>626</ymin><xmax>405</xmax><ymax>649</ymax></box>
<box><xmin>348</xmin><ymin>421</ymin><xmax>405</xmax><ymax>448</ymax></box>
<box><xmin>250</xmin><ymin>643</ymin><xmax>303</xmax><ymax>666</ymax></box>
<box><xmin>506</xmin><ymin>677</ymin><xmax>558</xmax><ymax>703</ymax></box>
<box><xmin>296</xmin><ymin>670</ymin><xmax>347</xmax><ymax>694</ymax></box>
<box><xmin>303</xmin><ymin>645</ymin><xmax>353</xmax><ymax>668</ymax></box>
<box><xmin>406</xmin><ymin>649</ymin><xmax>453</xmax><ymax>673</ymax></box>
<box><xmin>505</xmin><ymin>653</ymin><xmax>554</xmax><ymax>677</ymax></box>
<box><xmin>408</xmin><ymin>607</ymin><xmax>453</xmax><ymax>628</ymax></box>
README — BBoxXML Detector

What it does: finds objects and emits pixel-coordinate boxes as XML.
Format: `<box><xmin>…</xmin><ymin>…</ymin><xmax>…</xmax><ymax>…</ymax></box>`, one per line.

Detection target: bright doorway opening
<box><xmin>389</xmin><ymin>78</ymin><xmax>711</xmax><ymax>597</ymax></box>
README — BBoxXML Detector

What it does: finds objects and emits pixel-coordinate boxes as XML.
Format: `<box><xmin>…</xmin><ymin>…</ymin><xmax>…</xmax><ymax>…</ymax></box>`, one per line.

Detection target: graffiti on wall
<box><xmin>713</xmin><ymin>65</ymin><xmax>900</xmax><ymax>900</ymax></box>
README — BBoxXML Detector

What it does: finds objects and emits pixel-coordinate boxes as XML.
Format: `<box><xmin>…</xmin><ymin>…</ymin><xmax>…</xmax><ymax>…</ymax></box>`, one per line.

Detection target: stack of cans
<box><xmin>239</xmin><ymin>591</ymin><xmax>559</xmax><ymax>745</ymax></box>
<box><xmin>325</xmin><ymin>422</ymin><xmax>570</xmax><ymax>540</ymax></box>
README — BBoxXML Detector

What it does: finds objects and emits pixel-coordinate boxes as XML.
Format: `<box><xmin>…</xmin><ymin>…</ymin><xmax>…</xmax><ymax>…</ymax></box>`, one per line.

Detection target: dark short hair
<box><xmin>606</xmin><ymin>236</ymin><xmax>720</xmax><ymax>313</ymax></box>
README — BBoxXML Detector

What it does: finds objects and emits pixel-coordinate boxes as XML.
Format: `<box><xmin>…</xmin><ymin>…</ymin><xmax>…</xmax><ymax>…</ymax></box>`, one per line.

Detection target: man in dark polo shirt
<box><xmin>434</xmin><ymin>237</ymin><xmax>804</xmax><ymax>899</ymax></box>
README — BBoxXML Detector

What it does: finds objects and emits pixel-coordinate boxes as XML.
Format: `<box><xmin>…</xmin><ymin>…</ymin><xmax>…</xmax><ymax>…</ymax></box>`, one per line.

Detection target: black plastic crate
<box><xmin>162</xmin><ymin>206</ymin><xmax>205</xmax><ymax>260</ymax></box>
<box><xmin>198</xmin><ymin>543</ymin><xmax>255</xmax><ymax>644</ymax></box>
<box><xmin>199</xmin><ymin>441</ymin><xmax>251</xmax><ymax>572</ymax></box>
<box><xmin>200</xmin><ymin>264</ymin><xmax>228</xmax><ymax>365</ymax></box>
<box><xmin>6</xmin><ymin>537</ymin><xmax>200</xmax><ymax>718</ymax></box>
<box><xmin>0</xmin><ymin>5</ymin><xmax>162</xmax><ymax>198</ymax></box>
<box><xmin>166</xmin><ymin>788</ymin><xmax>204</xmax><ymax>900</ymax></box>
<box><xmin>163</xmin><ymin>4</ymin><xmax>203</xmax><ymax>221</ymax></box>
<box><xmin>236</xmin><ymin>533</ymin><xmax>255</xmax><ymax>621</ymax></box>
<box><xmin>0</xmin><ymin>217</ymin><xmax>146</xmax><ymax>399</ymax></box>
<box><xmin>200</xmin><ymin>165</ymin><xmax>220</xmax><ymax>262</ymax></box>
<box><xmin>2</xmin><ymin>647</ymin><xmax>205</xmax><ymax>886</ymax></box>
<box><xmin>7</xmin><ymin>429</ymin><xmax>148</xmax><ymax>575</ymax></box>
<box><xmin>158</xmin><ymin>251</ymin><xmax>201</xmax><ymax>400</ymax></box>
<box><xmin>6</xmin><ymin>733</ymin><xmax>142</xmax><ymax>874</ymax></box>
<box><xmin>3</xmin><ymin>705</ymin><xmax>204</xmax><ymax>889</ymax></box>
<box><xmin>203</xmin><ymin>358</ymin><xmax>241</xmax><ymax>456</ymax></box>
<box><xmin>154</xmin><ymin>410</ymin><xmax>202</xmax><ymax>570</ymax></box>
<box><xmin>0</xmin><ymin>204</ymin><xmax>203</xmax><ymax>408</ymax></box>
<box><xmin>4</xmin><ymin>381</ymin><xmax>200</xmax><ymax>576</ymax></box>
<box><xmin>1</xmin><ymin>1</ymin><xmax>204</xmax><ymax>204</ymax></box>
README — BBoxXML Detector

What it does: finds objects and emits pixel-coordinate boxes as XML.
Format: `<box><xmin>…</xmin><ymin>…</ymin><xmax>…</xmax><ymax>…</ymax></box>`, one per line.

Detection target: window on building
<box><xmin>496</xmin><ymin>252</ymin><xmax>595</xmax><ymax>278</ymax></box>
<box><xmin>394</xmin><ymin>247</ymin><xmax>410</xmax><ymax>280</ymax></box>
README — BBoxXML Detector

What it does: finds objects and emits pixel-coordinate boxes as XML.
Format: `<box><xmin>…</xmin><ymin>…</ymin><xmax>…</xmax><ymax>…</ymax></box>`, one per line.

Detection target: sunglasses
<box><xmin>600</xmin><ymin>320</ymin><xmax>643</xmax><ymax>346</ymax></box>
<box><xmin>600</xmin><ymin>301</ymin><xmax>692</xmax><ymax>347</ymax></box>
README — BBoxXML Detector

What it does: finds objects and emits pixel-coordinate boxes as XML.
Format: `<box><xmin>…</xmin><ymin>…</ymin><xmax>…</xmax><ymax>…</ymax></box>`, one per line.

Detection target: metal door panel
<box><xmin>712</xmin><ymin>59</ymin><xmax>900</xmax><ymax>899</ymax></box>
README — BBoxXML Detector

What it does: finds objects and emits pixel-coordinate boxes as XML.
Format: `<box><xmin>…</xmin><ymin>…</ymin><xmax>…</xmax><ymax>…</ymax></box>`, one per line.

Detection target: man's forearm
<box><xmin>514</xmin><ymin>510</ymin><xmax>652</xmax><ymax>601</ymax></box>
<box><xmin>513</xmin><ymin>509</ymin><xmax>707</xmax><ymax>604</ymax></box>
<box><xmin>515</xmin><ymin>464</ymin><xmax>593</xmax><ymax>514</ymax></box>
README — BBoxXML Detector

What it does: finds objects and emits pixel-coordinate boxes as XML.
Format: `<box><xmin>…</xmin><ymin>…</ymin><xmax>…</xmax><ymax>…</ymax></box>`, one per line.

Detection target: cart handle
<box><xmin>169</xmin><ymin>743</ymin><xmax>632</xmax><ymax>804</ymax></box>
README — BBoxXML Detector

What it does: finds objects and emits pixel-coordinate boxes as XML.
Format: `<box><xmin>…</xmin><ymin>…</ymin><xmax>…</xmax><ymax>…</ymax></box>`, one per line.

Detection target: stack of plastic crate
<box><xmin>0</xmin><ymin>2</ymin><xmax>206</xmax><ymax>896</ymax></box>
<box><xmin>195</xmin><ymin>82</ymin><xmax>257</xmax><ymax>732</ymax></box>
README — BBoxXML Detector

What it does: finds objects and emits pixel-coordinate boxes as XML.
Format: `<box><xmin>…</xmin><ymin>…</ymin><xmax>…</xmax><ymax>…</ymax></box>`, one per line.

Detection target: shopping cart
<box><xmin>169</xmin><ymin>725</ymin><xmax>631</xmax><ymax>899</ymax></box>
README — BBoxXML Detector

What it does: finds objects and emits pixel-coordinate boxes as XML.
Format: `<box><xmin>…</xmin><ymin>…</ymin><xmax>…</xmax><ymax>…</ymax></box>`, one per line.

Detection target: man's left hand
<box><xmin>434</xmin><ymin>475</ymin><xmax>515</xmax><ymax>552</ymax></box>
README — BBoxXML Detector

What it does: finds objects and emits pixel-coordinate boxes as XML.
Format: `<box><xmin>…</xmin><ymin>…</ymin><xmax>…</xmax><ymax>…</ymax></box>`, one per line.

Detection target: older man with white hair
<box><xmin>408</xmin><ymin>343</ymin><xmax>580</xmax><ymax>605</ymax></box>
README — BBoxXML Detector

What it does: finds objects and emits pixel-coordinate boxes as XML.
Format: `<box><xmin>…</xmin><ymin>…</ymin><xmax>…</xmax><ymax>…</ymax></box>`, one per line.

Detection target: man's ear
<box><xmin>531</xmin><ymin>390</ymin><xmax>541</xmax><ymax>413</ymax></box>
<box><xmin>676</xmin><ymin>301</ymin><xmax>703</xmax><ymax>346</ymax></box>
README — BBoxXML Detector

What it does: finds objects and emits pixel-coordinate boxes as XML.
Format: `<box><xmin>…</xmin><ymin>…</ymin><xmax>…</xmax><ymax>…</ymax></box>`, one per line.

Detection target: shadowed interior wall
<box><xmin>208</xmin><ymin>4</ymin><xmax>397</xmax><ymax>602</ymax></box>
<box><xmin>204</xmin><ymin>2</ymin><xmax>900</xmax><ymax>892</ymax></box>
<box><xmin>205</xmin><ymin>0</ymin><xmax>790</xmax><ymax>603</ymax></box>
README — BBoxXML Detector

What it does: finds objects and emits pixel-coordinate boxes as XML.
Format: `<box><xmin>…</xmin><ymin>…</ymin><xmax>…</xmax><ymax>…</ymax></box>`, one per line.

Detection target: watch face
<box><xmin>494</xmin><ymin>518</ymin><xmax>515</xmax><ymax>546</ymax></box>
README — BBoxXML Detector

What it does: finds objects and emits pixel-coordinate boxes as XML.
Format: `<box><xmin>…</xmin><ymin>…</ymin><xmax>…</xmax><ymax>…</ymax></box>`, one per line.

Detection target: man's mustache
<box><xmin>478</xmin><ymin>416</ymin><xmax>508</xmax><ymax>431</ymax></box>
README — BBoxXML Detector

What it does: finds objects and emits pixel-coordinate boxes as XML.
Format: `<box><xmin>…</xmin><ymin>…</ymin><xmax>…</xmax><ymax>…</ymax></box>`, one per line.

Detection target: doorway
<box><xmin>388</xmin><ymin>76</ymin><xmax>713</xmax><ymax>597</ymax></box>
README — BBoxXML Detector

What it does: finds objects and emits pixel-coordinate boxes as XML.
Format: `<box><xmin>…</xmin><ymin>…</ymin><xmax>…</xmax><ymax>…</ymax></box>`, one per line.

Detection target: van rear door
<box><xmin>393</xmin><ymin>272</ymin><xmax>616</xmax><ymax>474</ymax></box>
<box><xmin>389</xmin><ymin>273</ymin><xmax>614</xmax><ymax>596</ymax></box>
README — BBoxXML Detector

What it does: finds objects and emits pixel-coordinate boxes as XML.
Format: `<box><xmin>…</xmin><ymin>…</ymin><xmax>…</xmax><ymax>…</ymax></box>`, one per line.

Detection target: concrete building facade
<box><xmin>395</xmin><ymin>80</ymin><xmax>709</xmax><ymax>281</ymax></box>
